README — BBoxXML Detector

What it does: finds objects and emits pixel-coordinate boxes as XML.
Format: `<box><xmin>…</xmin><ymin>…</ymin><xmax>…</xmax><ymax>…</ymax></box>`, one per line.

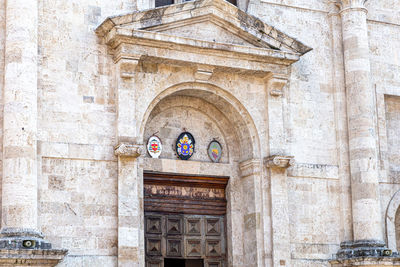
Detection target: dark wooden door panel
<box><xmin>145</xmin><ymin>213</ymin><xmax>226</xmax><ymax>265</ymax></box>
<box><xmin>144</xmin><ymin>173</ymin><xmax>227</xmax><ymax>266</ymax></box>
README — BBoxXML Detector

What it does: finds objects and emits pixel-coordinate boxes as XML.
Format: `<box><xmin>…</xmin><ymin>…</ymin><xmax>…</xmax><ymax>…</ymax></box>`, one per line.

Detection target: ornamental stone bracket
<box><xmin>118</xmin><ymin>56</ymin><xmax>140</xmax><ymax>79</ymax></box>
<box><xmin>265</xmin><ymin>155</ymin><xmax>295</xmax><ymax>169</ymax></box>
<box><xmin>114</xmin><ymin>143</ymin><xmax>144</xmax><ymax>158</ymax></box>
<box><xmin>266</xmin><ymin>73</ymin><xmax>289</xmax><ymax>97</ymax></box>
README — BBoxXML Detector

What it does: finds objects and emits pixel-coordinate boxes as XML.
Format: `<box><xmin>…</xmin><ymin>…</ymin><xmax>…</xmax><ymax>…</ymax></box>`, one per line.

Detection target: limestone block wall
<box><xmin>384</xmin><ymin>97</ymin><xmax>400</xmax><ymax>184</ymax></box>
<box><xmin>36</xmin><ymin>0</ymin><xmax>137</xmax><ymax>265</ymax></box>
<box><xmin>257</xmin><ymin>1</ymin><xmax>337</xmax><ymax>166</ymax></box>
<box><xmin>366</xmin><ymin>0</ymin><xmax>400</xmax><ymax>248</ymax></box>
<box><xmin>40</xmin><ymin>158</ymin><xmax>118</xmax><ymax>266</ymax></box>
<box><xmin>0</xmin><ymin>0</ymin><xmax>4</xmax><ymax>224</ymax></box>
<box><xmin>257</xmin><ymin>1</ymin><xmax>346</xmax><ymax>266</ymax></box>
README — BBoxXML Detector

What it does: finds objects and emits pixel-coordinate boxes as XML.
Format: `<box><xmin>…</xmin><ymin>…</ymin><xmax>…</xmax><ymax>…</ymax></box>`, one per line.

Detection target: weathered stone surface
<box><xmin>0</xmin><ymin>0</ymin><xmax>399</xmax><ymax>266</ymax></box>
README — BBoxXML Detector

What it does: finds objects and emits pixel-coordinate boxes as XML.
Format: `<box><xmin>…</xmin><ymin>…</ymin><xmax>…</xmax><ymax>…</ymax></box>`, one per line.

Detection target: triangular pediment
<box><xmin>155</xmin><ymin>19</ymin><xmax>265</xmax><ymax>48</ymax></box>
<box><xmin>96</xmin><ymin>0</ymin><xmax>312</xmax><ymax>56</ymax></box>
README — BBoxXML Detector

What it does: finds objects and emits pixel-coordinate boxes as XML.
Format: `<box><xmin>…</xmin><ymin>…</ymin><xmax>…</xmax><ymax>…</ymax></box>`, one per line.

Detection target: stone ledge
<box><xmin>331</xmin><ymin>240</ymin><xmax>400</xmax><ymax>266</ymax></box>
<box><xmin>0</xmin><ymin>249</ymin><xmax>68</xmax><ymax>266</ymax></box>
<box><xmin>0</xmin><ymin>228</ymin><xmax>67</xmax><ymax>266</ymax></box>
<box><xmin>288</xmin><ymin>163</ymin><xmax>339</xmax><ymax>179</ymax></box>
<box><xmin>330</xmin><ymin>257</ymin><xmax>400</xmax><ymax>266</ymax></box>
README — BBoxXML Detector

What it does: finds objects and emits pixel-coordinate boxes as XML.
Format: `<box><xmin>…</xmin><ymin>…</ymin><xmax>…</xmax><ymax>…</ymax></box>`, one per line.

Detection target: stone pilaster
<box><xmin>265</xmin><ymin>73</ymin><xmax>293</xmax><ymax>267</ymax></box>
<box><xmin>331</xmin><ymin>0</ymin><xmax>400</xmax><ymax>265</ymax></box>
<box><xmin>239</xmin><ymin>159</ymin><xmax>265</xmax><ymax>267</ymax></box>
<box><xmin>265</xmin><ymin>155</ymin><xmax>294</xmax><ymax>267</ymax></box>
<box><xmin>115</xmin><ymin>57</ymin><xmax>140</xmax><ymax>141</ymax></box>
<box><xmin>0</xmin><ymin>0</ymin><xmax>67</xmax><ymax>265</ymax></box>
<box><xmin>115</xmin><ymin>56</ymin><xmax>144</xmax><ymax>267</ymax></box>
<box><xmin>115</xmin><ymin>144</ymin><xmax>144</xmax><ymax>267</ymax></box>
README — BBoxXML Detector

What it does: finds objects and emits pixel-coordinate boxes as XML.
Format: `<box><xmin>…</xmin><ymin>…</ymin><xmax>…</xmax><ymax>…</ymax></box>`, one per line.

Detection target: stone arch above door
<box><xmin>140</xmin><ymin>82</ymin><xmax>260</xmax><ymax>162</ymax></box>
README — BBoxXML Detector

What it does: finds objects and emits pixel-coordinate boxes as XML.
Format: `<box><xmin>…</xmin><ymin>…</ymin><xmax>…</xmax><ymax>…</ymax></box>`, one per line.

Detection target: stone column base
<box><xmin>331</xmin><ymin>240</ymin><xmax>400</xmax><ymax>266</ymax></box>
<box><xmin>0</xmin><ymin>228</ymin><xmax>67</xmax><ymax>266</ymax></box>
<box><xmin>330</xmin><ymin>257</ymin><xmax>400</xmax><ymax>266</ymax></box>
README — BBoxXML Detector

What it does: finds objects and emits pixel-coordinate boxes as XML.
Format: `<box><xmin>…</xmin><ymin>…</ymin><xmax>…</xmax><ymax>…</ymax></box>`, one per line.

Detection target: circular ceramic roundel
<box><xmin>208</xmin><ymin>140</ymin><xmax>222</xmax><ymax>163</ymax></box>
<box><xmin>176</xmin><ymin>132</ymin><xmax>195</xmax><ymax>160</ymax></box>
<box><xmin>147</xmin><ymin>136</ymin><xmax>163</xmax><ymax>158</ymax></box>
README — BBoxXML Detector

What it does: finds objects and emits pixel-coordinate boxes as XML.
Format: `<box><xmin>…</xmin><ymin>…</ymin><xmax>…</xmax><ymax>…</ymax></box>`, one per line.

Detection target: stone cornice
<box><xmin>114</xmin><ymin>143</ymin><xmax>144</xmax><ymax>158</ymax></box>
<box><xmin>96</xmin><ymin>0</ymin><xmax>312</xmax><ymax>56</ymax></box>
<box><xmin>265</xmin><ymin>155</ymin><xmax>295</xmax><ymax>169</ymax></box>
<box><xmin>106</xmin><ymin>27</ymin><xmax>301</xmax><ymax>68</ymax></box>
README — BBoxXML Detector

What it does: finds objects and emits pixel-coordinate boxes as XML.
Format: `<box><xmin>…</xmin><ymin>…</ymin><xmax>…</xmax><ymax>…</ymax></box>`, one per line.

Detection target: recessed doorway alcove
<box><xmin>140</xmin><ymin>83</ymin><xmax>264</xmax><ymax>266</ymax></box>
<box><xmin>144</xmin><ymin>172</ymin><xmax>228</xmax><ymax>266</ymax></box>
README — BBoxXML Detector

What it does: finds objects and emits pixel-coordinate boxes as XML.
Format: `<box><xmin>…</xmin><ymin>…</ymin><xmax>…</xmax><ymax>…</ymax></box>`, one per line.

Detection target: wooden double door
<box><xmin>145</xmin><ymin>213</ymin><xmax>226</xmax><ymax>267</ymax></box>
<box><xmin>144</xmin><ymin>172</ymin><xmax>228</xmax><ymax>267</ymax></box>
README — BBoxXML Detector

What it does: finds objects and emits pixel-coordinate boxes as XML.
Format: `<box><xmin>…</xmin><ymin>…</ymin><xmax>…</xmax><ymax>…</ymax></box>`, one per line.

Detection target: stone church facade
<box><xmin>0</xmin><ymin>0</ymin><xmax>399</xmax><ymax>266</ymax></box>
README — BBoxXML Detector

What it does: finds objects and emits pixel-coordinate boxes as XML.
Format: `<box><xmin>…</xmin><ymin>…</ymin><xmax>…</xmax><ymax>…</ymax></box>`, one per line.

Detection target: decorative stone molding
<box><xmin>0</xmin><ymin>249</ymin><xmax>68</xmax><ymax>266</ymax></box>
<box><xmin>266</xmin><ymin>73</ymin><xmax>289</xmax><ymax>97</ymax></box>
<box><xmin>265</xmin><ymin>155</ymin><xmax>295</xmax><ymax>169</ymax></box>
<box><xmin>114</xmin><ymin>143</ymin><xmax>144</xmax><ymax>158</ymax></box>
<box><xmin>96</xmin><ymin>0</ymin><xmax>312</xmax><ymax>77</ymax></box>
<box><xmin>330</xmin><ymin>239</ymin><xmax>400</xmax><ymax>265</ymax></box>
<box><xmin>334</xmin><ymin>0</ymin><xmax>368</xmax><ymax>11</ymax></box>
<box><xmin>330</xmin><ymin>257</ymin><xmax>400</xmax><ymax>266</ymax></box>
<box><xmin>0</xmin><ymin>228</ymin><xmax>67</xmax><ymax>266</ymax></box>
<box><xmin>239</xmin><ymin>159</ymin><xmax>262</xmax><ymax>178</ymax></box>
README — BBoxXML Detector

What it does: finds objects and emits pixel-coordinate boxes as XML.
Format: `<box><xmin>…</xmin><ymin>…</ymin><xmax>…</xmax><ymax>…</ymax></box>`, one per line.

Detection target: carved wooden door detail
<box><xmin>144</xmin><ymin>172</ymin><xmax>228</xmax><ymax>267</ymax></box>
<box><xmin>145</xmin><ymin>213</ymin><xmax>226</xmax><ymax>267</ymax></box>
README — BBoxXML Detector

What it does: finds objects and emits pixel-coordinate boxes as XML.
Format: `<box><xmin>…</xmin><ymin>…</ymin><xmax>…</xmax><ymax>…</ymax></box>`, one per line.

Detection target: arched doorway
<box><xmin>140</xmin><ymin>84</ymin><xmax>263</xmax><ymax>267</ymax></box>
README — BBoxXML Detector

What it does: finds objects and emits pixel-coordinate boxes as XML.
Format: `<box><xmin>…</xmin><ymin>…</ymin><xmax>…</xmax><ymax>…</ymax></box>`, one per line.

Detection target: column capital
<box><xmin>265</xmin><ymin>155</ymin><xmax>295</xmax><ymax>169</ymax></box>
<box><xmin>114</xmin><ymin>143</ymin><xmax>144</xmax><ymax>158</ymax></box>
<box><xmin>334</xmin><ymin>0</ymin><xmax>369</xmax><ymax>11</ymax></box>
